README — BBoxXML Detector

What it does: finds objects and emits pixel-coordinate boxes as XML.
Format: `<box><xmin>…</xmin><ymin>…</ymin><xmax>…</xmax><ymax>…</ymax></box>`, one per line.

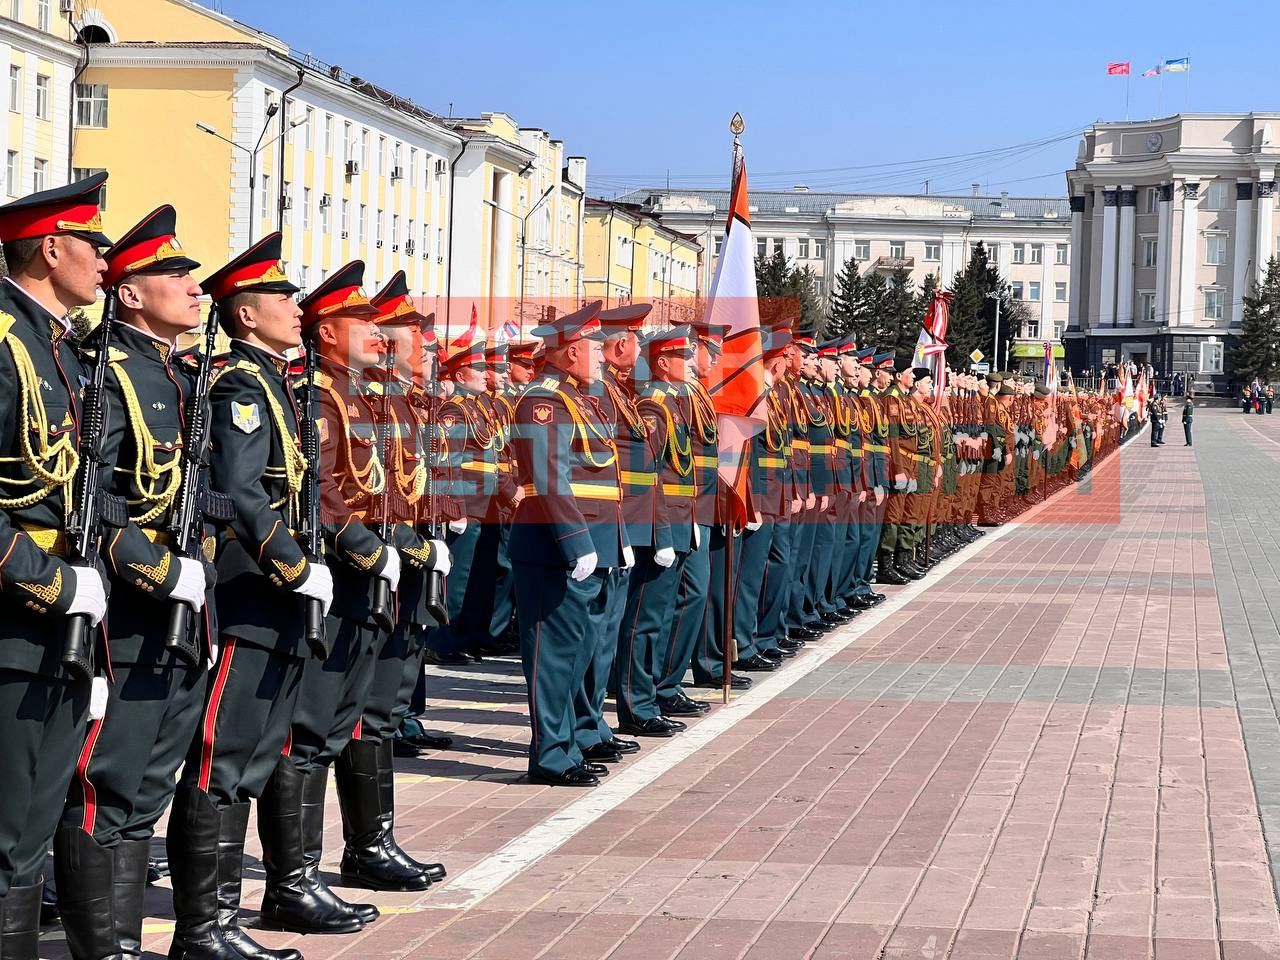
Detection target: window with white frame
<box><xmin>1199</xmin><ymin>340</ymin><xmax>1224</xmax><ymax>373</ymax></box>
<box><xmin>1139</xmin><ymin>291</ymin><xmax>1156</xmax><ymax>323</ymax></box>
<box><xmin>1011</xmin><ymin>243</ymin><xmax>1025</xmax><ymax>264</ymax></box>
<box><xmin>1053</xmin><ymin>321</ymin><xmax>1065</xmax><ymax>339</ymax></box>
<box><xmin>1141</xmin><ymin>237</ymin><xmax>1158</xmax><ymax>268</ymax></box>
<box><xmin>988</xmin><ymin>243</ymin><xmax>1000</xmax><ymax>265</ymax></box>
<box><xmin>814</xmin><ymin>238</ymin><xmax>826</xmax><ymax>259</ymax></box>
<box><xmin>424</xmin><ymin>222</ymin><xmax>432</xmax><ymax>256</ymax></box>
<box><xmin>360</xmin><ymin>129</ymin><xmax>369</xmax><ymax>167</ymax></box>
<box><xmin>298</xmin><ymin>265</ymin><xmax>309</xmax><ymax>293</ymax></box>
<box><xmin>5</xmin><ymin>150</ymin><xmax>17</xmax><ymax>197</ymax></box>
<box><xmin>924</xmin><ymin>241</ymin><xmax>940</xmax><ymax>261</ymax></box>
<box><xmin>1024</xmin><ymin>319</ymin><xmax>1040</xmax><ymax>339</ymax></box>
<box><xmin>36</xmin><ymin>0</ymin><xmax>49</xmax><ymax>31</ymax></box>
<box><xmin>1203</xmin><ymin>180</ymin><xmax>1228</xmax><ymax>211</ymax></box>
<box><xmin>303</xmin><ymin>107</ymin><xmax>314</xmax><ymax>149</ymax></box>
<box><xmin>1205</xmin><ymin>234</ymin><xmax>1227</xmax><ymax>266</ymax></box>
<box><xmin>1011</xmin><ymin>280</ymin><xmax>1024</xmax><ymax>300</ymax></box>
<box><xmin>889</xmin><ymin>240</ymin><xmax>905</xmax><ymax>260</ymax></box>
<box><xmin>8</xmin><ymin>66</ymin><xmax>19</xmax><ymax>113</ymax></box>
<box><xmin>391</xmin><ymin>214</ymin><xmax>400</xmax><ymax>247</ymax></box>
<box><xmin>34</xmin><ymin>74</ymin><xmax>49</xmax><ymax>119</ymax></box>
<box><xmin>74</xmin><ymin>83</ymin><xmax>108</xmax><ymax>128</ymax></box>
<box><xmin>1055</xmin><ymin>281</ymin><xmax>1067</xmax><ymax>302</ymax></box>
<box><xmin>32</xmin><ymin>157</ymin><xmax>46</xmax><ymax>192</ymax></box>
<box><xmin>342</xmin><ymin>121</ymin><xmax>352</xmax><ymax>159</ymax></box>
<box><xmin>408</xmin><ymin>148</ymin><xmax>416</xmax><ymax>184</ymax></box>
<box><xmin>341</xmin><ymin>199</ymin><xmax>349</xmax><ymax>235</ymax></box>
<box><xmin>713</xmin><ymin>235</ymin><xmax>723</xmax><ymax>258</ymax></box>
<box><xmin>773</xmin><ymin>237</ymin><xmax>786</xmax><ymax>256</ymax></box>
<box><xmin>1028</xmin><ymin>281</ymin><xmax>1041</xmax><ymax>302</ymax></box>
<box><xmin>319</xmin><ymin>195</ymin><xmax>330</xmax><ymax>232</ymax></box>
<box><xmin>302</xmin><ymin>187</ymin><xmax>311</xmax><ymax>230</ymax></box>
<box><xmin>1055</xmin><ymin>243</ymin><xmax>1069</xmax><ymax>265</ymax></box>
<box><xmin>407</xmin><ymin>218</ymin><xmax>414</xmax><ymax>250</ymax></box>
<box><xmin>853</xmin><ymin>239</ymin><xmax>869</xmax><ymax>260</ymax></box>
<box><xmin>260</xmin><ymin>175</ymin><xmax>270</xmax><ymax>220</ymax></box>
<box><xmin>1030</xmin><ymin>244</ymin><xmax>1043</xmax><ymax>265</ymax></box>
<box><xmin>377</xmin><ymin>136</ymin><xmax>386</xmax><ymax>176</ymax></box>
<box><xmin>616</xmin><ymin>235</ymin><xmax>633</xmax><ymax>268</ymax></box>
<box><xmin>1203</xmin><ymin>288</ymin><xmax>1225</xmax><ymax>321</ymax></box>
<box><xmin>281</xmin><ymin>181</ymin><xmax>291</xmax><ymax>224</ymax></box>
<box><xmin>797</xmin><ymin>238</ymin><xmax>809</xmax><ymax>259</ymax></box>
<box><xmin>358</xmin><ymin>204</ymin><xmax>367</xmax><ymax>243</ymax></box>
<box><xmin>756</xmin><ymin>237</ymin><xmax>767</xmax><ymax>258</ymax></box>
<box><xmin>324</xmin><ymin>114</ymin><xmax>333</xmax><ymax>154</ymax></box>
<box><xmin>375</xmin><ymin>210</ymin><xmax>384</xmax><ymax>245</ymax></box>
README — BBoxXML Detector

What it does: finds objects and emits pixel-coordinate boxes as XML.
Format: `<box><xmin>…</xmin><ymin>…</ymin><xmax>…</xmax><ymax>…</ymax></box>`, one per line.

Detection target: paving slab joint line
<box><xmin>416</xmin><ymin>448</ymin><xmax>1118</xmax><ymax>912</ymax></box>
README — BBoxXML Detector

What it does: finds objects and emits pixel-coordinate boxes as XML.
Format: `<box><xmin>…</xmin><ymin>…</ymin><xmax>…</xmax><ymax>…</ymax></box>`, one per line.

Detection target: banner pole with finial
<box><xmin>722</xmin><ymin>111</ymin><xmax>744</xmax><ymax>707</ymax></box>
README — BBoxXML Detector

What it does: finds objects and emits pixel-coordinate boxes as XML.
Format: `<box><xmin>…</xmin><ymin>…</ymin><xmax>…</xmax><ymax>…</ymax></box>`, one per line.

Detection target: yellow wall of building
<box><xmin>73</xmin><ymin>64</ymin><xmax>237</xmax><ymax>271</ymax></box>
<box><xmin>85</xmin><ymin>0</ymin><xmax>284</xmax><ymax>47</ymax></box>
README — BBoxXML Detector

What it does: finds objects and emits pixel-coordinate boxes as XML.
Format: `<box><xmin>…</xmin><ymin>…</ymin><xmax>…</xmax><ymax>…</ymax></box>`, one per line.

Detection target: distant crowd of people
<box><xmin>1242</xmin><ymin>384</ymin><xmax>1275</xmax><ymax>415</ymax></box>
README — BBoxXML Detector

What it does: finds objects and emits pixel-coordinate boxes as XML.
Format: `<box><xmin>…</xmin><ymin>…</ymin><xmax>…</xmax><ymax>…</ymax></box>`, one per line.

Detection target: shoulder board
<box><xmin>313</xmin><ymin>369</ymin><xmax>333</xmax><ymax>390</ymax></box>
<box><xmin>228</xmin><ymin>359</ymin><xmax>260</xmax><ymax>374</ymax></box>
<box><xmin>366</xmin><ymin>381</ymin><xmax>383</xmax><ymax>396</ymax></box>
<box><xmin>539</xmin><ymin>377</ymin><xmax>560</xmax><ymax>389</ymax></box>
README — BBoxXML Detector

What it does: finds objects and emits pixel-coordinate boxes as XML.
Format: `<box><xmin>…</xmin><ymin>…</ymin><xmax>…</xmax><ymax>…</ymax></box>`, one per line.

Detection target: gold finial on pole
<box><xmin>729</xmin><ymin>112</ymin><xmax>745</xmax><ymax>138</ymax></box>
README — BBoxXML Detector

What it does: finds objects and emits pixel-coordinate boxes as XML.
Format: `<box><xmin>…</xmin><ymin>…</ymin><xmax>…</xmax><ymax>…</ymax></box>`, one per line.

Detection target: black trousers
<box><xmin>361</xmin><ymin>619</ymin><xmax>426</xmax><ymax>743</ymax></box>
<box><xmin>287</xmin><ymin>615</ymin><xmax>380</xmax><ymax>769</ymax></box>
<box><xmin>177</xmin><ymin>636</ymin><xmax>303</xmax><ymax>806</ymax></box>
<box><xmin>61</xmin><ymin>659</ymin><xmax>206</xmax><ymax>844</ymax></box>
<box><xmin>0</xmin><ymin>671</ymin><xmax>87</xmax><ymax>895</ymax></box>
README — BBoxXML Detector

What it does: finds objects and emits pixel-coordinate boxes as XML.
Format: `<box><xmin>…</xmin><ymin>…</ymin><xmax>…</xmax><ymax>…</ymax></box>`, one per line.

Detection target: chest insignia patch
<box><xmin>231</xmin><ymin>401</ymin><xmax>261</xmax><ymax>434</ymax></box>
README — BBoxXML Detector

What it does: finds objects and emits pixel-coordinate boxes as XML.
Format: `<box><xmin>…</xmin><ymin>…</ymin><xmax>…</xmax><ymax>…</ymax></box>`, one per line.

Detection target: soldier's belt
<box><xmin>18</xmin><ymin>524</ymin><xmax>68</xmax><ymax>557</ymax></box>
<box><xmin>868</xmin><ymin>443</ymin><xmax>888</xmax><ymax>453</ymax></box>
<box><xmin>497</xmin><ymin>462</ymin><xmax>512</xmax><ymax>473</ymax></box>
<box><xmin>694</xmin><ymin>455</ymin><xmax>718</xmax><ymax>468</ymax></box>
<box><xmin>810</xmin><ymin>444</ymin><xmax>833</xmax><ymax>454</ymax></box>
<box><xmin>835</xmin><ymin>439</ymin><xmax>851</xmax><ymax>450</ymax></box>
<box><xmin>619</xmin><ymin>470</ymin><xmax>657</xmax><ymax>488</ymax></box>
<box><xmin>791</xmin><ymin>440</ymin><xmax>810</xmax><ymax>450</ymax></box>
<box><xmin>661</xmin><ymin>482</ymin><xmax>696</xmax><ymax>497</ymax></box>
<box><xmin>520</xmin><ymin>481</ymin><xmax>620</xmax><ymax>501</ymax></box>
<box><xmin>907</xmin><ymin>451</ymin><xmax>931</xmax><ymax>462</ymax></box>
<box><xmin>756</xmin><ymin>456</ymin><xmax>787</xmax><ymax>468</ymax></box>
<box><xmin>461</xmin><ymin>461</ymin><xmax>497</xmax><ymax>474</ymax></box>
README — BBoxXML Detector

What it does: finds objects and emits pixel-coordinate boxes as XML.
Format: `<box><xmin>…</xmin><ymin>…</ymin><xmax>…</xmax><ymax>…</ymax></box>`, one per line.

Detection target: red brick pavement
<box><xmin>44</xmin><ymin>422</ymin><xmax>1280</xmax><ymax>959</ymax></box>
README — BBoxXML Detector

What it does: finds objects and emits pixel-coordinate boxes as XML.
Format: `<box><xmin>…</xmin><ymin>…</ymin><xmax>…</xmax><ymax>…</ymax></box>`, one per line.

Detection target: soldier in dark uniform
<box><xmin>508</xmin><ymin>302</ymin><xmax>630</xmax><ymax>786</ymax></box>
<box><xmin>0</xmin><ymin>175</ymin><xmax>112</xmax><ymax>959</ymax></box>
<box><xmin>168</xmin><ymin>233</ymin><xmax>332</xmax><ymax>960</ymax></box>
<box><xmin>811</xmin><ymin>338</ymin><xmax>857</xmax><ymax>626</ymax></box>
<box><xmin>54</xmin><ymin>206</ymin><xmax>215</xmax><ymax>960</ymax></box>
<box><xmin>850</xmin><ymin>349</ymin><xmax>888</xmax><ymax>606</ymax></box>
<box><xmin>773</xmin><ymin>337</ymin><xmax>819</xmax><ymax>639</ymax></box>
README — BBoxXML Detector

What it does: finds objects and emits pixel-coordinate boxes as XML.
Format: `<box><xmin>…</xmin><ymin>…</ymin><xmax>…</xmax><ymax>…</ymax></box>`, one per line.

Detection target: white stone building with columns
<box><xmin>1064</xmin><ymin>113</ymin><xmax>1280</xmax><ymax>389</ymax></box>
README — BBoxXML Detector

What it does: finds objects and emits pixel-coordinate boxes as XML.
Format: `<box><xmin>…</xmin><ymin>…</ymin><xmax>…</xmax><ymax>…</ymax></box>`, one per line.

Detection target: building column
<box><xmin>1098</xmin><ymin>186</ymin><xmax>1119</xmax><ymax>327</ymax></box>
<box><xmin>1154</xmin><ymin>183</ymin><xmax>1173</xmax><ymax>326</ymax></box>
<box><xmin>1256</xmin><ymin>175</ymin><xmax>1275</xmax><ymax>282</ymax></box>
<box><xmin>1066</xmin><ymin>194</ymin><xmax>1085</xmax><ymax>331</ymax></box>
<box><xmin>1116</xmin><ymin>186</ymin><xmax>1137</xmax><ymax>325</ymax></box>
<box><xmin>1177</xmin><ymin>181</ymin><xmax>1200</xmax><ymax>326</ymax></box>
<box><xmin>1232</xmin><ymin>180</ymin><xmax>1254</xmax><ymax>325</ymax></box>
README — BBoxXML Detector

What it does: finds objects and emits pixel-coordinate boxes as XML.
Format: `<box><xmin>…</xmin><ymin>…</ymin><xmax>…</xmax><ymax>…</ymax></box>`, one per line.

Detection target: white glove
<box><xmin>171</xmin><ymin>557</ymin><xmax>207</xmax><ymax>611</ymax></box>
<box><xmin>622</xmin><ymin>546</ymin><xmax>635</xmax><ymax>570</ymax></box>
<box><xmin>745</xmin><ymin>520</ymin><xmax>763</xmax><ymax>532</ymax></box>
<box><xmin>571</xmin><ymin>552</ymin><xmax>597</xmax><ymax>582</ymax></box>
<box><xmin>994</xmin><ymin>449</ymin><xmax>1005</xmax><ymax>463</ymax></box>
<box><xmin>427</xmin><ymin>539</ymin><xmax>451</xmax><ymax>575</ymax></box>
<box><xmin>379</xmin><ymin>547</ymin><xmax>401</xmax><ymax>592</ymax></box>
<box><xmin>68</xmin><ymin>566</ymin><xmax>108</xmax><ymax>625</ymax></box>
<box><xmin>907</xmin><ymin>478</ymin><xmax>918</xmax><ymax>493</ymax></box>
<box><xmin>1032</xmin><ymin>450</ymin><xmax>1041</xmax><ymax>461</ymax></box>
<box><xmin>693</xmin><ymin>525</ymin><xmax>701</xmax><ymax>549</ymax></box>
<box><xmin>893</xmin><ymin>473</ymin><xmax>908</xmax><ymax>491</ymax></box>
<box><xmin>89</xmin><ymin>676</ymin><xmax>109</xmax><ymax>720</ymax></box>
<box><xmin>295</xmin><ymin>561</ymin><xmax>334</xmax><ymax>617</ymax></box>
<box><xmin>654</xmin><ymin>546</ymin><xmax>677</xmax><ymax>568</ymax></box>
<box><xmin>447</xmin><ymin>518</ymin><xmax>468</xmax><ymax>534</ymax></box>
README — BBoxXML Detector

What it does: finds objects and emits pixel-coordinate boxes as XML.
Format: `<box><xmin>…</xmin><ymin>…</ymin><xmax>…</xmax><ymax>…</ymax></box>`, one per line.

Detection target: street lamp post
<box><xmin>484</xmin><ymin>182</ymin><xmax>557</xmax><ymax>336</ymax></box>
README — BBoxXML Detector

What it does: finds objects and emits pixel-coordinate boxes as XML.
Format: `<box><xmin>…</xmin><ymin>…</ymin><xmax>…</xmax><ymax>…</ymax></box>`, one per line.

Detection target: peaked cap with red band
<box><xmin>0</xmin><ymin>170</ymin><xmax>112</xmax><ymax>247</ymax></box>
<box><xmin>643</xmin><ymin>324</ymin><xmax>696</xmax><ymax>355</ymax></box>
<box><xmin>597</xmin><ymin>302</ymin><xmax>652</xmax><ymax>335</ymax></box>
<box><xmin>441</xmin><ymin>339</ymin><xmax>485</xmax><ymax>374</ymax></box>
<box><xmin>297</xmin><ymin>259</ymin><xmax>377</xmax><ymax>332</ymax></box>
<box><xmin>691</xmin><ymin>320</ymin><xmax>728</xmax><ymax>355</ymax></box>
<box><xmin>371</xmin><ymin>270</ymin><xmax>429</xmax><ymax>328</ymax></box>
<box><xmin>202</xmin><ymin>232</ymin><xmax>299</xmax><ymax>303</ymax></box>
<box><xmin>763</xmin><ymin>328</ymin><xmax>793</xmax><ymax>361</ymax></box>
<box><xmin>102</xmin><ymin>204</ymin><xmax>200</xmax><ymax>288</ymax></box>
<box><xmin>530</xmin><ymin>300</ymin><xmax>604</xmax><ymax>350</ymax></box>
<box><xmin>508</xmin><ymin>340</ymin><xmax>539</xmax><ymax>365</ymax></box>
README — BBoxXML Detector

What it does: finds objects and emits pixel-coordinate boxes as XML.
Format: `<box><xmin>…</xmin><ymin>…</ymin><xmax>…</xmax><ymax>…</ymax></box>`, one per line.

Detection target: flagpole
<box><xmin>1184</xmin><ymin>54</ymin><xmax>1191</xmax><ymax>112</ymax></box>
<box><xmin>1159</xmin><ymin>71</ymin><xmax>1164</xmax><ymax>115</ymax></box>
<box><xmin>1125</xmin><ymin>71</ymin><xmax>1131</xmax><ymax>122</ymax></box>
<box><xmin>722</xmin><ymin>111</ymin><xmax>745</xmax><ymax>708</ymax></box>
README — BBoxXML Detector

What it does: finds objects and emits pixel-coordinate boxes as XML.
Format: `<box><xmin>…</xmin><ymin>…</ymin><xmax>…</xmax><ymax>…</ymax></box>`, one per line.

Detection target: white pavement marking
<box><xmin>423</xmin><ymin>524</ymin><xmax>1031</xmax><ymax>910</ymax></box>
<box><xmin>1237</xmin><ymin>415</ymin><xmax>1280</xmax><ymax>448</ymax></box>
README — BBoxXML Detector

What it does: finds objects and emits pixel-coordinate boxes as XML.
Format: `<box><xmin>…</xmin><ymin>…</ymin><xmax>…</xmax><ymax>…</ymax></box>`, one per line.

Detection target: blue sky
<box><xmin>213</xmin><ymin>0</ymin><xmax>1275</xmax><ymax>199</ymax></box>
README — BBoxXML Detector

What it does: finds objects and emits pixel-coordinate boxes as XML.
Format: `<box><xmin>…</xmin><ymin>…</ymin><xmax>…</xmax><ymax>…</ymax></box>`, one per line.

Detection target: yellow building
<box><xmin>583</xmin><ymin>198</ymin><xmax>701</xmax><ymax>328</ymax></box>
<box><xmin>1</xmin><ymin>0</ymin><xmax>80</xmax><ymax>201</ymax></box>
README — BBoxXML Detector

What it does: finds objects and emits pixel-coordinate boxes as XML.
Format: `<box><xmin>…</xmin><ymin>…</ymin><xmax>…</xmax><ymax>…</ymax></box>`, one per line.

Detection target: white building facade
<box><xmin>1064</xmin><ymin>113</ymin><xmax>1280</xmax><ymax>389</ymax></box>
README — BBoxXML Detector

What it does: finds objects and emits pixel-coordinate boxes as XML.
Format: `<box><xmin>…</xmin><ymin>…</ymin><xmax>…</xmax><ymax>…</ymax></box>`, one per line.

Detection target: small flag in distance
<box><xmin>1163</xmin><ymin>57</ymin><xmax>1190</xmax><ymax>72</ymax></box>
<box><xmin>1107</xmin><ymin>62</ymin><xmax>1130</xmax><ymax>75</ymax></box>
<box><xmin>1142</xmin><ymin>64</ymin><xmax>1161</xmax><ymax>77</ymax></box>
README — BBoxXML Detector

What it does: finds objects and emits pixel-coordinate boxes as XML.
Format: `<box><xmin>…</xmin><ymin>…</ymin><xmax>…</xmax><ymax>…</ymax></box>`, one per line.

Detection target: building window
<box><xmin>342</xmin><ymin>121</ymin><xmax>352</xmax><ymax>160</ymax></box>
<box><xmin>361</xmin><ymin>129</ymin><xmax>369</xmax><ymax>168</ymax></box>
<box><xmin>714</xmin><ymin>235</ymin><xmax>723</xmax><ymax>258</ymax></box>
<box><xmin>797</xmin><ymin>238</ymin><xmax>809</xmax><ymax>259</ymax></box>
<box><xmin>72</xmin><ymin>167</ymin><xmax>106</xmax><ymax>208</ymax></box>
<box><xmin>298</xmin><ymin>265</ymin><xmax>309</xmax><ymax>293</ymax></box>
<box><xmin>1030</xmin><ymin>244</ymin><xmax>1043</xmax><ymax>265</ymax></box>
<box><xmin>1203</xmin><ymin>180</ymin><xmax>1228</xmax><ymax>211</ymax></box>
<box><xmin>1053</xmin><ymin>321</ymin><xmax>1065</xmax><ymax>339</ymax></box>
<box><xmin>358</xmin><ymin>204</ymin><xmax>367</xmax><ymax>243</ymax></box>
<box><xmin>889</xmin><ymin>240</ymin><xmax>905</xmax><ymax>260</ymax></box>
<box><xmin>1139</xmin><ymin>292</ymin><xmax>1156</xmax><ymax>323</ymax></box>
<box><xmin>1055</xmin><ymin>281</ymin><xmax>1068</xmax><ymax>302</ymax></box>
<box><xmin>319</xmin><ymin>195</ymin><xmax>330</xmax><ymax>232</ymax></box>
<box><xmin>341</xmin><ymin>199</ymin><xmax>350</xmax><ymax>235</ymax></box>
<box><xmin>34</xmin><ymin>74</ymin><xmax>49</xmax><ymax>119</ymax></box>
<box><xmin>74</xmin><ymin>82</ymin><xmax>107</xmax><ymax>128</ymax></box>
<box><xmin>302</xmin><ymin>187</ymin><xmax>312</xmax><ymax>230</ymax></box>
<box><xmin>1028</xmin><ymin>281</ymin><xmax>1041</xmax><ymax>302</ymax></box>
<box><xmin>324</xmin><ymin>114</ymin><xmax>333</xmax><ymax>154</ymax></box>
<box><xmin>32</xmin><ymin>157</ymin><xmax>46</xmax><ymax>192</ymax></box>
<box><xmin>5</xmin><ymin>150</ymin><xmax>17</xmax><ymax>197</ymax></box>
<box><xmin>853</xmin><ymin>239</ymin><xmax>869</xmax><ymax>260</ymax></box>
<box><xmin>1011</xmin><ymin>280</ymin><xmax>1024</xmax><ymax>300</ymax></box>
<box><xmin>1141</xmin><ymin>237</ymin><xmax>1158</xmax><ymax>268</ymax></box>
<box><xmin>1203</xmin><ymin>288</ymin><xmax>1224</xmax><ymax>321</ymax></box>
<box><xmin>616</xmin><ymin>235</ymin><xmax>633</xmax><ymax>268</ymax></box>
<box><xmin>772</xmin><ymin>237</ymin><xmax>786</xmax><ymax>256</ymax></box>
<box><xmin>8</xmin><ymin>65</ymin><xmax>19</xmax><ymax>113</ymax></box>
<box><xmin>1055</xmin><ymin>243</ymin><xmax>1069</xmax><ymax>265</ymax></box>
<box><xmin>260</xmin><ymin>175</ymin><xmax>270</xmax><ymax>220</ymax></box>
<box><xmin>988</xmin><ymin>243</ymin><xmax>1000</xmax><ymax>265</ymax></box>
<box><xmin>36</xmin><ymin>0</ymin><xmax>48</xmax><ymax>31</ymax></box>
<box><xmin>813</xmin><ymin>238</ymin><xmax>826</xmax><ymax>259</ymax></box>
<box><xmin>1144</xmin><ymin>188</ymin><xmax>1158</xmax><ymax>214</ymax></box>
<box><xmin>1011</xmin><ymin>244</ymin><xmax>1025</xmax><ymax>264</ymax></box>
<box><xmin>375</xmin><ymin>210</ymin><xmax>384</xmax><ymax>245</ymax></box>
<box><xmin>303</xmin><ymin>107</ymin><xmax>314</xmax><ymax>149</ymax></box>
<box><xmin>408</xmin><ymin>148</ymin><xmax>416</xmax><ymax>184</ymax></box>
<box><xmin>377</xmin><ymin>136</ymin><xmax>386</xmax><ymax>176</ymax></box>
<box><xmin>924</xmin><ymin>241</ymin><xmax>940</xmax><ymax>261</ymax></box>
<box><xmin>391</xmin><ymin>214</ymin><xmax>400</xmax><ymax>247</ymax></box>
<box><xmin>281</xmin><ymin>181</ymin><xmax>291</xmax><ymax>224</ymax></box>
<box><xmin>756</xmin><ymin>237</ymin><xmax>767</xmax><ymax>258</ymax></box>
<box><xmin>1199</xmin><ymin>340</ymin><xmax>1224</xmax><ymax>374</ymax></box>
<box><xmin>1205</xmin><ymin>234</ymin><xmax>1227</xmax><ymax>266</ymax></box>
<box><xmin>1024</xmin><ymin>320</ymin><xmax>1040</xmax><ymax>339</ymax></box>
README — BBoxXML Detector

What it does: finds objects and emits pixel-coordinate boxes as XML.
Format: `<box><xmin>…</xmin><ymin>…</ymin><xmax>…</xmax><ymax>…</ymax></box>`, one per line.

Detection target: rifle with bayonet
<box><xmin>298</xmin><ymin>341</ymin><xmax>328</xmax><ymax>657</ymax></box>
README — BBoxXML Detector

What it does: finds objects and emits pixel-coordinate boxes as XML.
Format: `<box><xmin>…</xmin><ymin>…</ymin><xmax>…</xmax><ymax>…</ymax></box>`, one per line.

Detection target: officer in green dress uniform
<box><xmin>876</xmin><ymin>357</ymin><xmax>927</xmax><ymax>583</ymax></box>
<box><xmin>170</xmin><ymin>233</ymin><xmax>332</xmax><ymax>960</ymax></box>
<box><xmin>775</xmin><ymin>336</ymin><xmax>819</xmax><ymax>640</ymax></box>
<box><xmin>811</xmin><ymin>338</ymin><xmax>857</xmax><ymax>626</ymax></box>
<box><xmin>850</xmin><ymin>348</ymin><xmax>888</xmax><ymax>605</ymax></box>
<box><xmin>828</xmin><ymin>339</ymin><xmax>866</xmax><ymax>610</ymax></box>
<box><xmin>509</xmin><ymin>302</ymin><xmax>631</xmax><ymax>786</ymax></box>
<box><xmin>55</xmin><ymin>206</ymin><xmax>217</xmax><ymax>960</ymax></box>
<box><xmin>0</xmin><ymin>174</ymin><xmax>113</xmax><ymax>959</ymax></box>
<box><xmin>783</xmin><ymin>337</ymin><xmax>829</xmax><ymax>637</ymax></box>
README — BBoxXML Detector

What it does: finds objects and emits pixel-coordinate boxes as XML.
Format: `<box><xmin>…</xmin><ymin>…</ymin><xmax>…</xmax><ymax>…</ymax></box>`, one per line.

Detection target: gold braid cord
<box><xmin>0</xmin><ymin>327</ymin><xmax>79</xmax><ymax>511</ymax></box>
<box><xmin>110</xmin><ymin>364</ymin><xmax>182</xmax><ymax>524</ymax></box>
<box><xmin>641</xmin><ymin>392</ymin><xmax>692</xmax><ymax>478</ymax></box>
<box><xmin>689</xmin><ymin>381</ymin><xmax>719</xmax><ymax>444</ymax></box>
<box><xmin>322</xmin><ymin>384</ymin><xmax>385</xmax><ymax>506</ymax></box>
<box><xmin>553</xmin><ymin>388</ymin><xmax>617</xmax><ymax>468</ymax></box>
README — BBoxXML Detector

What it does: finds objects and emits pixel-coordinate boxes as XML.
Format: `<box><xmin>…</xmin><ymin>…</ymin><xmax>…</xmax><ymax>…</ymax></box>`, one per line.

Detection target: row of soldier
<box><xmin>0</xmin><ymin>173</ymin><xmax>1131</xmax><ymax>960</ymax></box>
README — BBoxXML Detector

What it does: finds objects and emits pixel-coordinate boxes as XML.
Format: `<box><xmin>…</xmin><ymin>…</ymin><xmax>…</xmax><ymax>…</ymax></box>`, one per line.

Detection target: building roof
<box><xmin>615</xmin><ymin>188</ymin><xmax>1071</xmax><ymax>223</ymax></box>
<box><xmin>585</xmin><ymin>198</ymin><xmax>702</xmax><ymax>247</ymax></box>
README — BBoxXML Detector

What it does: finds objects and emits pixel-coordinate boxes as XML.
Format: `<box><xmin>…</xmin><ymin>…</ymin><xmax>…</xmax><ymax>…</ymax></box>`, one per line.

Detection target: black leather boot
<box><xmin>377</xmin><ymin>739</ymin><xmax>445</xmax><ymax>882</ymax></box>
<box><xmin>216</xmin><ymin>801</ymin><xmax>304</xmax><ymax>959</ymax></box>
<box><xmin>258</xmin><ymin>756</ymin><xmax>365</xmax><ymax>936</ymax></box>
<box><xmin>114</xmin><ymin>838</ymin><xmax>150</xmax><ymax>960</ymax></box>
<box><xmin>876</xmin><ymin>552</ymin><xmax>909</xmax><ymax>585</ymax></box>
<box><xmin>894</xmin><ymin>549</ymin><xmax>924</xmax><ymax>580</ymax></box>
<box><xmin>336</xmin><ymin>739</ymin><xmax>431</xmax><ymax>891</ymax></box>
<box><xmin>166</xmin><ymin>787</ymin><xmax>241</xmax><ymax>960</ymax></box>
<box><xmin>1</xmin><ymin>880</ymin><xmax>42</xmax><ymax>960</ymax></box>
<box><xmin>54</xmin><ymin>826</ymin><xmax>119</xmax><ymax>960</ymax></box>
<box><xmin>300</xmin><ymin>764</ymin><xmax>378</xmax><ymax>924</ymax></box>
